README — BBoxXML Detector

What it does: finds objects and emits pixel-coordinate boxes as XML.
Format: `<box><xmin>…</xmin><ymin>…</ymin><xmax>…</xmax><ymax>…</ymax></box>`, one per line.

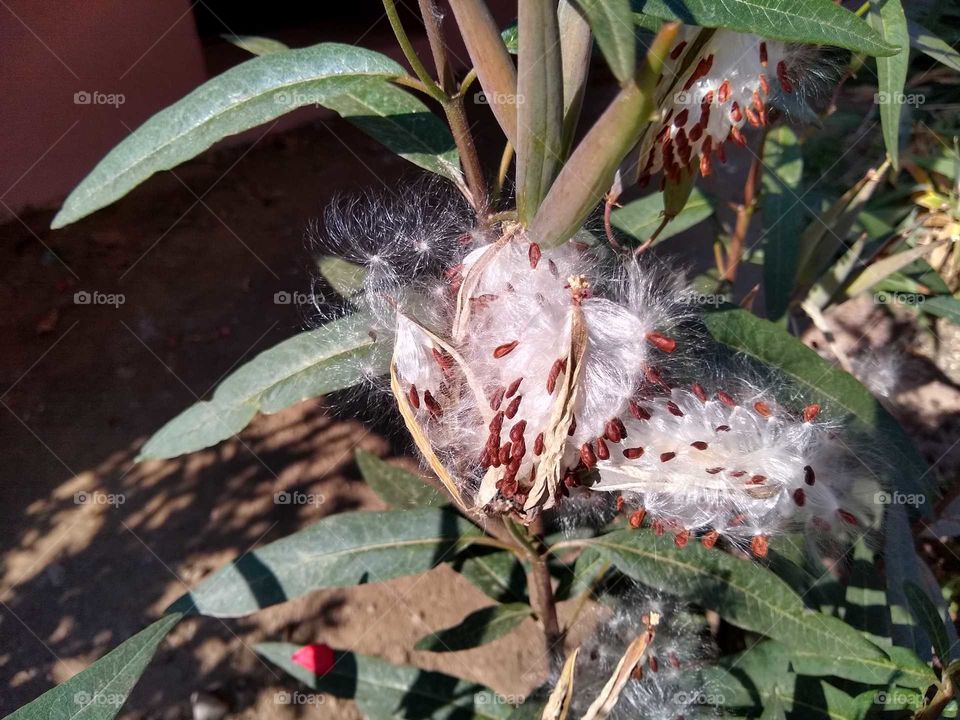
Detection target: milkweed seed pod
<box><xmin>386</xmin><ymin>226</ymin><xmax>689</xmax><ymax>519</ymax></box>
<box><xmin>635</xmin><ymin>27</ymin><xmax>839</xmax><ymax>185</ymax></box>
<box><xmin>320</xmin><ymin>185</ymin><xmax>877</xmax><ymax>539</ymax></box>
<box><xmin>595</xmin><ymin>375</ymin><xmax>880</xmax><ymax>557</ymax></box>
<box><xmin>568</xmin><ymin>590</ymin><xmax>716</xmax><ymax>720</ymax></box>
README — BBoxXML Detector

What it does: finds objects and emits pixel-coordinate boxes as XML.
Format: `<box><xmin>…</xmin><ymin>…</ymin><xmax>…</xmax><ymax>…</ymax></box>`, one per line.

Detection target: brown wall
<box><xmin>0</xmin><ymin>0</ymin><xmax>206</xmax><ymax>217</ymax></box>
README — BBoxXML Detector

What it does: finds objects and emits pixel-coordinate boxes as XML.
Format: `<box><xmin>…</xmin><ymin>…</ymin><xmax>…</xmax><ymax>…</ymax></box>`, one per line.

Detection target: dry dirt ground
<box><xmin>2</xmin><ymin>113</ymin><xmax>959</xmax><ymax>719</ymax></box>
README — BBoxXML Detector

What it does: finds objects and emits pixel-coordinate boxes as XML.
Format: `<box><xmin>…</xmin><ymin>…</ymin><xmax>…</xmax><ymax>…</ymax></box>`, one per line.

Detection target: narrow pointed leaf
<box><xmin>356</xmin><ymin>449</ymin><xmax>447</xmax><ymax>508</ymax></box>
<box><xmin>53</xmin><ymin>44</ymin><xmax>454</xmax><ymax>228</ymax></box>
<box><xmin>451</xmin><ymin>548</ymin><xmax>529</xmax><ymax>603</ymax></box>
<box><xmin>168</xmin><ymin>508</ymin><xmax>479</xmax><ymax>617</ymax></box>
<box><xmin>415</xmin><ymin>603</ymin><xmax>532</xmax><ymax>652</ymax></box>
<box><xmin>516</xmin><ymin>0</ymin><xmax>565</xmax><ymax>224</ymax></box>
<box><xmin>6</xmin><ymin>614</ymin><xmax>182</xmax><ymax>720</ymax></box>
<box><xmin>904</xmin><ymin>581</ymin><xmax>951</xmax><ymax>662</ymax></box>
<box><xmin>139</xmin><ymin>312</ymin><xmax>388</xmax><ymax>461</ymax></box>
<box><xmin>257</xmin><ymin>642</ymin><xmax>513</xmax><ymax>719</ymax></box>
<box><xmin>583</xmin><ymin>529</ymin><xmax>929</xmax><ymax>686</ymax></box>
<box><xmin>610</xmin><ymin>187</ymin><xmax>714</xmax><ymax>247</ymax></box>
<box><xmin>223</xmin><ymin>34</ymin><xmax>289</xmax><ymax>56</ymax></box>
<box><xmin>634</xmin><ymin>0</ymin><xmax>898</xmax><ymax>56</ymax></box>
<box><xmin>908</xmin><ymin>20</ymin><xmax>960</xmax><ymax>72</ymax></box>
<box><xmin>762</xmin><ymin>125</ymin><xmax>804</xmax><ymax>320</ymax></box>
<box><xmin>869</xmin><ymin>0</ymin><xmax>910</xmax><ymax>169</ymax></box>
<box><xmin>570</xmin><ymin>0</ymin><xmax>635</xmax><ymax>84</ymax></box>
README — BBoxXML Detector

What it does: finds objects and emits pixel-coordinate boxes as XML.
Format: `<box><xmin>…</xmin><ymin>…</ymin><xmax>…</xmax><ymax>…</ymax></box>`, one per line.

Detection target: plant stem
<box><xmin>722</xmin><ymin>132</ymin><xmax>765</xmax><ymax>283</ymax></box>
<box><xmin>418</xmin><ymin>0</ymin><xmax>455</xmax><ymax>93</ymax></box>
<box><xmin>394</xmin><ymin>0</ymin><xmax>489</xmax><ymax>214</ymax></box>
<box><xmin>527</xmin><ymin>517</ymin><xmax>562</xmax><ymax>657</ymax></box>
<box><xmin>382</xmin><ymin>0</ymin><xmax>446</xmax><ymax>103</ymax></box>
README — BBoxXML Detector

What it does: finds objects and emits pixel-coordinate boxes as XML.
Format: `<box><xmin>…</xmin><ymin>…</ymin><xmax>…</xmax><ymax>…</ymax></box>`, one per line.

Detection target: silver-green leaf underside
<box><xmin>139</xmin><ymin>312</ymin><xmax>388</xmax><ymax>461</ymax></box>
<box><xmin>168</xmin><ymin>508</ymin><xmax>480</xmax><ymax>617</ymax></box>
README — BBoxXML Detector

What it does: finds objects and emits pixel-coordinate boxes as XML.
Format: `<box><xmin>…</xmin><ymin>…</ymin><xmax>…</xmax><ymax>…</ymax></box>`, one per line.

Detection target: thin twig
<box><xmin>382</xmin><ymin>0</ymin><xmax>446</xmax><ymax>103</ymax></box>
<box><xmin>722</xmin><ymin>131</ymin><xmax>766</xmax><ymax>282</ymax></box>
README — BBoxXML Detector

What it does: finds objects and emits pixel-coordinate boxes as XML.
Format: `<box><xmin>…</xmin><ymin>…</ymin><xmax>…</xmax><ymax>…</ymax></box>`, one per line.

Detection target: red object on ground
<box><xmin>291</xmin><ymin>643</ymin><xmax>336</xmax><ymax>675</ymax></box>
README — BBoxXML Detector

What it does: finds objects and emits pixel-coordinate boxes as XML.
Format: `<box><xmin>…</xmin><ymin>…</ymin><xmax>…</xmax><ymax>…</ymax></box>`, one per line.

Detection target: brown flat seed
<box><xmin>493</xmin><ymin>340</ymin><xmax>519</xmax><ymax>358</ymax></box>
<box><xmin>749</xmin><ymin>474</ymin><xmax>766</xmax><ymax>485</ymax></box>
<box><xmin>793</xmin><ymin>488</ymin><xmax>806</xmax><ymax>506</ymax></box>
<box><xmin>604</xmin><ymin>419</ymin><xmax>622</xmax><ymax>443</ymax></box>
<box><xmin>669</xmin><ymin>653</ymin><xmax>681</xmax><ymax>669</ymax></box>
<box><xmin>646</xmin><ymin>332</ymin><xmax>677</xmax><ymax>353</ymax></box>
<box><xmin>803</xmin><ymin>403</ymin><xmax>820</xmax><ymax>422</ymax></box>
<box><xmin>533</xmin><ymin>432</ymin><xmax>545</xmax><ymax>456</ymax></box>
<box><xmin>489</xmin><ymin>411</ymin><xmax>504</xmax><ymax>435</ymax></box>
<box><xmin>489</xmin><ymin>386</ymin><xmax>505</xmax><ymax>411</ymax></box>
<box><xmin>652</xmin><ymin>519</ymin><xmax>665</xmax><ymax>536</ymax></box>
<box><xmin>692</xmin><ymin>383</ymin><xmax>707</xmax><ymax>402</ymax></box>
<box><xmin>716</xmin><ymin>390</ymin><xmax>736</xmax><ymax>407</ymax></box>
<box><xmin>837</xmin><ymin>509</ymin><xmax>859</xmax><ymax>526</ymax></box>
<box><xmin>804</xmin><ymin>465</ymin><xmax>815</xmax><ymax>485</ymax></box>
<box><xmin>432</xmin><ymin>348</ymin><xmax>453</xmax><ymax>372</ymax></box>
<box><xmin>701</xmin><ymin>529</ymin><xmax>720</xmax><ymax>549</ymax></box>
<box><xmin>498</xmin><ymin>443</ymin><xmax>511</xmax><ymax>466</ymax></box>
<box><xmin>751</xmin><ymin>535</ymin><xmax>769</xmax><ymax>558</ymax></box>
<box><xmin>666</xmin><ymin>401</ymin><xmax>684</xmax><ymax>417</ymax></box>
<box><xmin>505</xmin><ymin>395</ymin><xmax>522</xmax><ymax>419</ymax></box>
<box><xmin>616</xmin><ymin>496</ymin><xmax>626</xmax><ymax>513</ymax></box>
<box><xmin>506</xmin><ymin>377</ymin><xmax>523</xmax><ymax>397</ymax></box>
<box><xmin>580</xmin><ymin>442</ymin><xmax>597</xmax><ymax>468</ymax></box>
<box><xmin>690</xmin><ymin>441</ymin><xmax>708</xmax><ymax>450</ymax></box>
<box><xmin>648</xmin><ymin>656</ymin><xmax>659</xmax><ymax>672</ymax></box>
<box><xmin>730</xmin><ymin>470</ymin><xmax>747</xmax><ymax>478</ymax></box>
<box><xmin>548</xmin><ymin>259</ymin><xmax>559</xmax><ymax>277</ymax></box>
<box><xmin>512</xmin><ymin>438</ymin><xmax>525</xmax><ymax>460</ymax></box>
<box><xmin>645</xmin><ymin>367</ymin><xmax>668</xmax><ymax>387</ymax></box>
<box><xmin>528</xmin><ymin>243</ymin><xmax>542</xmax><ymax>269</ymax></box>
<box><xmin>629</xmin><ymin>508</ymin><xmax>647</xmax><ymax>528</ymax></box>
<box><xmin>409</xmin><ymin>384</ymin><xmax>421</xmax><ymax>409</ymax></box>
<box><xmin>546</xmin><ymin>358</ymin><xmax>564</xmax><ymax>394</ymax></box>
<box><xmin>705</xmin><ymin>467</ymin><xmax>723</xmax><ymax>474</ymax></box>
<box><xmin>716</xmin><ymin>425</ymin><xmax>731</xmax><ymax>432</ymax></box>
<box><xmin>623</xmin><ymin>447</ymin><xmax>645</xmax><ymax>459</ymax></box>
<box><xmin>595</xmin><ymin>438</ymin><xmax>610</xmax><ymax>460</ymax></box>
<box><xmin>613</xmin><ymin>418</ymin><xmax>627</xmax><ymax>438</ymax></box>
<box><xmin>754</xmin><ymin>401</ymin><xmax>772</xmax><ymax>417</ymax></box>
<box><xmin>630</xmin><ymin>401</ymin><xmax>651</xmax><ymax>421</ymax></box>
<box><xmin>674</xmin><ymin>530</ymin><xmax>690</xmax><ymax>548</ymax></box>
<box><xmin>424</xmin><ymin>390</ymin><xmax>442</xmax><ymax>416</ymax></box>
<box><xmin>660</xmin><ymin>452</ymin><xmax>676</xmax><ymax>462</ymax></box>
<box><xmin>510</xmin><ymin>420</ymin><xmax>527</xmax><ymax>443</ymax></box>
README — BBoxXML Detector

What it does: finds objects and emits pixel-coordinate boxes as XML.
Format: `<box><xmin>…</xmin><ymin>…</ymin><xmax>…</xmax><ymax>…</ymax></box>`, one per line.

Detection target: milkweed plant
<box><xmin>20</xmin><ymin>1</ymin><xmax>960</xmax><ymax>719</ymax></box>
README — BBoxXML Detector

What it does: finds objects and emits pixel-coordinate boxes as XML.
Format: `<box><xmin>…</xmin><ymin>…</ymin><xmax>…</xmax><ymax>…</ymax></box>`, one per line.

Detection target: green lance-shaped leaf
<box><xmin>516</xmin><ymin>0</ymin><xmax>565</xmax><ymax>224</ymax></box>
<box><xmin>356</xmin><ymin>449</ymin><xmax>447</xmax><ymax>508</ymax></box>
<box><xmin>5</xmin><ymin>613</ymin><xmax>182</xmax><ymax>720</ymax></box>
<box><xmin>702</xmin><ymin>307</ymin><xmax>932</xmax><ymax>509</ymax></box>
<box><xmin>317</xmin><ymin>255</ymin><xmax>368</xmax><ymax>300</ymax></box>
<box><xmin>52</xmin><ymin>44</ymin><xmax>460</xmax><ymax>228</ymax></box>
<box><xmin>529</xmin><ymin>24</ymin><xmax>679</xmax><ymax>248</ymax></box>
<box><xmin>168</xmin><ymin>507</ymin><xmax>480</xmax><ymax>617</ymax></box>
<box><xmin>610</xmin><ymin>187</ymin><xmax>714</xmax><ymax>248</ymax></box>
<box><xmin>904</xmin><ymin>580</ymin><xmax>951</xmax><ymax>662</ymax></box>
<box><xmin>415</xmin><ymin>603</ymin><xmax>532</xmax><ymax>652</ymax></box>
<box><xmin>222</xmin><ymin>34</ymin><xmax>289</xmax><ymax>56</ymax></box>
<box><xmin>762</xmin><ymin>125</ymin><xmax>804</xmax><ymax>321</ymax></box>
<box><xmin>706</xmin><ymin>641</ymin><xmax>883</xmax><ymax>720</ymax></box>
<box><xmin>583</xmin><ymin>529</ymin><xmax>931</xmax><ymax>687</ymax></box>
<box><xmin>570</xmin><ymin>0</ymin><xmax>635</xmax><ymax>85</ymax></box>
<box><xmin>256</xmin><ymin>642</ymin><xmax>513</xmax><ymax>720</ymax></box>
<box><xmin>451</xmin><ymin>548</ymin><xmax>530</xmax><ymax>603</ymax></box>
<box><xmin>908</xmin><ymin>20</ymin><xmax>960</xmax><ymax>72</ymax></box>
<box><xmin>634</xmin><ymin>0</ymin><xmax>899</xmax><ymax>56</ymax></box>
<box><xmin>139</xmin><ymin>312</ymin><xmax>388</xmax><ymax>461</ymax></box>
<box><xmin>869</xmin><ymin>0</ymin><xmax>910</xmax><ymax>170</ymax></box>
<box><xmin>449</xmin><ymin>0</ymin><xmax>519</xmax><ymax>146</ymax></box>
<box><xmin>558</xmin><ymin>0</ymin><xmax>592</xmax><ymax>157</ymax></box>
<box><xmin>923</xmin><ymin>295</ymin><xmax>960</xmax><ymax>325</ymax></box>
